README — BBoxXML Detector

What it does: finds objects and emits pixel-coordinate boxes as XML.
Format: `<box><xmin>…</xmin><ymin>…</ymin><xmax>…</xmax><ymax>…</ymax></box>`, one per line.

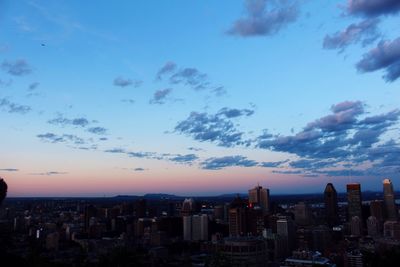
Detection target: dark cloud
<box><xmin>28</xmin><ymin>82</ymin><xmax>40</xmax><ymax>91</ymax></box>
<box><xmin>356</xmin><ymin>37</ymin><xmax>400</xmax><ymax>82</ymax></box>
<box><xmin>104</xmin><ymin>148</ymin><xmax>126</xmax><ymax>154</ymax></box>
<box><xmin>0</xmin><ymin>168</ymin><xmax>19</xmax><ymax>172</ymax></box>
<box><xmin>87</xmin><ymin>127</ymin><xmax>107</xmax><ymax>135</ymax></box>
<box><xmin>347</xmin><ymin>0</ymin><xmax>400</xmax><ymax>17</ymax></box>
<box><xmin>212</xmin><ymin>86</ymin><xmax>227</xmax><ymax>97</ymax></box>
<box><xmin>156</xmin><ymin>61</ymin><xmax>177</xmax><ymax>80</ymax></box>
<box><xmin>134</xmin><ymin>167</ymin><xmax>146</xmax><ymax>171</ymax></box>
<box><xmin>217</xmin><ymin>107</ymin><xmax>254</xmax><ymax>118</ymax></box>
<box><xmin>201</xmin><ymin>155</ymin><xmax>258</xmax><ymax>170</ymax></box>
<box><xmin>149</xmin><ymin>88</ymin><xmax>173</xmax><ymax>104</ymax></box>
<box><xmin>1</xmin><ymin>59</ymin><xmax>32</xmax><ymax>76</ymax></box>
<box><xmin>259</xmin><ymin>160</ymin><xmax>289</xmax><ymax>168</ymax></box>
<box><xmin>272</xmin><ymin>170</ymin><xmax>302</xmax><ymax>174</ymax></box>
<box><xmin>0</xmin><ymin>98</ymin><xmax>31</xmax><ymax>114</ymax></box>
<box><xmin>169</xmin><ymin>154</ymin><xmax>198</xmax><ymax>164</ymax></box>
<box><xmin>113</xmin><ymin>77</ymin><xmax>142</xmax><ymax>87</ymax></box>
<box><xmin>257</xmin><ymin>101</ymin><xmax>400</xmax><ymax>176</ymax></box>
<box><xmin>30</xmin><ymin>171</ymin><xmax>68</xmax><ymax>176</ymax></box>
<box><xmin>48</xmin><ymin>115</ymin><xmax>90</xmax><ymax>127</ymax></box>
<box><xmin>227</xmin><ymin>0</ymin><xmax>299</xmax><ymax>37</ymax></box>
<box><xmin>323</xmin><ymin>18</ymin><xmax>380</xmax><ymax>51</ymax></box>
<box><xmin>37</xmin><ymin>133</ymin><xmax>85</xmax><ymax>145</ymax></box>
<box><xmin>175</xmin><ymin>109</ymin><xmax>252</xmax><ymax>147</ymax></box>
<box><xmin>127</xmin><ymin>151</ymin><xmax>158</xmax><ymax>159</ymax></box>
<box><xmin>170</xmin><ymin>68</ymin><xmax>209</xmax><ymax>90</ymax></box>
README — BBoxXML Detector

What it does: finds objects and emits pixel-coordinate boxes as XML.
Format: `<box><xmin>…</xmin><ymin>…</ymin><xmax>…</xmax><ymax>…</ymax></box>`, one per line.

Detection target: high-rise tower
<box><xmin>383</xmin><ymin>179</ymin><xmax>397</xmax><ymax>220</ymax></box>
<box><xmin>248</xmin><ymin>184</ymin><xmax>270</xmax><ymax>212</ymax></box>
<box><xmin>324</xmin><ymin>183</ymin><xmax>339</xmax><ymax>226</ymax></box>
<box><xmin>347</xmin><ymin>183</ymin><xmax>363</xmax><ymax>221</ymax></box>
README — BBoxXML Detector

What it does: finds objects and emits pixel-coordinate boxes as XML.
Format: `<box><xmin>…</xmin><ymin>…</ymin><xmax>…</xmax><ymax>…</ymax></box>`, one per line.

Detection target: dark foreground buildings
<box><xmin>0</xmin><ymin>179</ymin><xmax>399</xmax><ymax>266</ymax></box>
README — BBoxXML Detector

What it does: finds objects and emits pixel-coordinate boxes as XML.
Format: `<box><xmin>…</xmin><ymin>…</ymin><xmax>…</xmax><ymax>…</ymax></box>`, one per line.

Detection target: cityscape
<box><xmin>0</xmin><ymin>177</ymin><xmax>400</xmax><ymax>266</ymax></box>
<box><xmin>1</xmin><ymin>0</ymin><xmax>400</xmax><ymax>266</ymax></box>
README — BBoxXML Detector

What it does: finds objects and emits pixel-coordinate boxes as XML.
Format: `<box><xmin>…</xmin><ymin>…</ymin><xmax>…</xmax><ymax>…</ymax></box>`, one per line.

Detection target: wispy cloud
<box><xmin>0</xmin><ymin>98</ymin><xmax>31</xmax><ymax>114</ymax></box>
<box><xmin>149</xmin><ymin>88</ymin><xmax>173</xmax><ymax>104</ymax></box>
<box><xmin>227</xmin><ymin>0</ymin><xmax>299</xmax><ymax>37</ymax></box>
<box><xmin>113</xmin><ymin>77</ymin><xmax>142</xmax><ymax>87</ymax></box>
<box><xmin>0</xmin><ymin>168</ymin><xmax>19</xmax><ymax>172</ymax></box>
<box><xmin>1</xmin><ymin>59</ymin><xmax>32</xmax><ymax>76</ymax></box>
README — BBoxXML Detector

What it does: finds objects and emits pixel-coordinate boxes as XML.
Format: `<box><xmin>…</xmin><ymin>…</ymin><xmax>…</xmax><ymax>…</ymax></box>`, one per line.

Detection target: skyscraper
<box><xmin>228</xmin><ymin>196</ymin><xmax>248</xmax><ymax>236</ymax></box>
<box><xmin>347</xmin><ymin>183</ymin><xmax>363</xmax><ymax>221</ymax></box>
<box><xmin>383</xmin><ymin>179</ymin><xmax>397</xmax><ymax>220</ymax></box>
<box><xmin>324</xmin><ymin>183</ymin><xmax>339</xmax><ymax>226</ymax></box>
<box><xmin>248</xmin><ymin>184</ymin><xmax>270</xmax><ymax>212</ymax></box>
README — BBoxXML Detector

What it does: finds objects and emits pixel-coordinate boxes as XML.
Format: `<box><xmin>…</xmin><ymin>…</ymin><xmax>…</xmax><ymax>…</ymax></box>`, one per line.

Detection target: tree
<box><xmin>0</xmin><ymin>178</ymin><xmax>7</xmax><ymax>205</ymax></box>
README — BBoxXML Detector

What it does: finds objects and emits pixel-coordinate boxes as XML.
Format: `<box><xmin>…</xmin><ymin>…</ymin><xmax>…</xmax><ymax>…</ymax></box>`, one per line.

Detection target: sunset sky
<box><xmin>1</xmin><ymin>0</ymin><xmax>400</xmax><ymax>196</ymax></box>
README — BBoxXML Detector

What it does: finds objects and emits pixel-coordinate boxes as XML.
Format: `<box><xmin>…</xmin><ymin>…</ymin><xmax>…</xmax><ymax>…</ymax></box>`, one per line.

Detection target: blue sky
<box><xmin>1</xmin><ymin>0</ymin><xmax>400</xmax><ymax>196</ymax></box>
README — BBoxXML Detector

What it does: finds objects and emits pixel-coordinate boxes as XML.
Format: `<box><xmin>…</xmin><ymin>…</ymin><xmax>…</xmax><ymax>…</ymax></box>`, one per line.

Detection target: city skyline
<box><xmin>1</xmin><ymin>0</ymin><xmax>400</xmax><ymax>196</ymax></box>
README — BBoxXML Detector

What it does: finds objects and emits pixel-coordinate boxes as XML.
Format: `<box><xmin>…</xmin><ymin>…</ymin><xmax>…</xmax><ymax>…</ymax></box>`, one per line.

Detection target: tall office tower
<box><xmin>181</xmin><ymin>198</ymin><xmax>195</xmax><ymax>217</ymax></box>
<box><xmin>84</xmin><ymin>204</ymin><xmax>97</xmax><ymax>232</ymax></box>
<box><xmin>350</xmin><ymin>216</ymin><xmax>362</xmax><ymax>236</ymax></box>
<box><xmin>370</xmin><ymin>200</ymin><xmax>385</xmax><ymax>222</ymax></box>
<box><xmin>183</xmin><ymin>216</ymin><xmax>192</xmax><ymax>241</ymax></box>
<box><xmin>324</xmin><ymin>183</ymin><xmax>339</xmax><ymax>226</ymax></box>
<box><xmin>277</xmin><ymin>216</ymin><xmax>296</xmax><ymax>257</ymax></box>
<box><xmin>228</xmin><ymin>196</ymin><xmax>248</xmax><ymax>236</ymax></box>
<box><xmin>248</xmin><ymin>184</ymin><xmax>270</xmax><ymax>212</ymax></box>
<box><xmin>367</xmin><ymin>216</ymin><xmax>380</xmax><ymax>238</ymax></box>
<box><xmin>347</xmin><ymin>183</ymin><xmax>363</xmax><ymax>221</ymax></box>
<box><xmin>135</xmin><ymin>199</ymin><xmax>147</xmax><ymax>218</ymax></box>
<box><xmin>192</xmin><ymin>214</ymin><xmax>208</xmax><ymax>241</ymax></box>
<box><xmin>383</xmin><ymin>179</ymin><xmax>398</xmax><ymax>220</ymax></box>
<box><xmin>294</xmin><ymin>202</ymin><xmax>313</xmax><ymax>226</ymax></box>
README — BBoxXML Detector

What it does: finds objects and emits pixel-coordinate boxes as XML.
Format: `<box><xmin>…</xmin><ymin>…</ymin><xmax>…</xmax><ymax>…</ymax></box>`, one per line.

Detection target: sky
<box><xmin>1</xmin><ymin>0</ymin><xmax>400</xmax><ymax>197</ymax></box>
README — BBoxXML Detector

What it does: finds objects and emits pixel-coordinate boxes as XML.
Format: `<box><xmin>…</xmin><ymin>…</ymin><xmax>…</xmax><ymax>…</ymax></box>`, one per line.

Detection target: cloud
<box><xmin>175</xmin><ymin>108</ymin><xmax>254</xmax><ymax>147</ymax></box>
<box><xmin>149</xmin><ymin>88</ymin><xmax>173</xmax><ymax>104</ymax></box>
<box><xmin>259</xmin><ymin>160</ymin><xmax>289</xmax><ymax>168</ymax></box>
<box><xmin>0</xmin><ymin>168</ymin><xmax>19</xmax><ymax>172</ymax></box>
<box><xmin>1</xmin><ymin>59</ymin><xmax>32</xmax><ymax>76</ymax></box>
<box><xmin>133</xmin><ymin>167</ymin><xmax>146</xmax><ymax>171</ymax></box>
<box><xmin>217</xmin><ymin>107</ymin><xmax>254</xmax><ymax>118</ymax></box>
<box><xmin>169</xmin><ymin>154</ymin><xmax>198</xmax><ymax>164</ymax></box>
<box><xmin>48</xmin><ymin>115</ymin><xmax>90</xmax><ymax>127</ymax></box>
<box><xmin>156</xmin><ymin>61</ymin><xmax>177</xmax><ymax>80</ymax></box>
<box><xmin>323</xmin><ymin>18</ymin><xmax>380</xmax><ymax>51</ymax></box>
<box><xmin>356</xmin><ymin>37</ymin><xmax>400</xmax><ymax>82</ymax></box>
<box><xmin>0</xmin><ymin>98</ymin><xmax>31</xmax><ymax>114</ymax></box>
<box><xmin>30</xmin><ymin>171</ymin><xmax>68</xmax><ymax>176</ymax></box>
<box><xmin>201</xmin><ymin>155</ymin><xmax>258</xmax><ymax>170</ymax></box>
<box><xmin>122</xmin><ymin>99</ymin><xmax>135</xmax><ymax>104</ymax></box>
<box><xmin>28</xmin><ymin>82</ymin><xmax>40</xmax><ymax>91</ymax></box>
<box><xmin>87</xmin><ymin>127</ymin><xmax>107</xmax><ymax>135</ymax></box>
<box><xmin>227</xmin><ymin>0</ymin><xmax>299</xmax><ymax>37</ymax></box>
<box><xmin>113</xmin><ymin>77</ymin><xmax>142</xmax><ymax>87</ymax></box>
<box><xmin>104</xmin><ymin>148</ymin><xmax>126</xmax><ymax>154</ymax></box>
<box><xmin>170</xmin><ymin>68</ymin><xmax>209</xmax><ymax>90</ymax></box>
<box><xmin>37</xmin><ymin>133</ymin><xmax>86</xmax><ymax>145</ymax></box>
<box><xmin>257</xmin><ymin>101</ymin><xmax>400</xmax><ymax>176</ymax></box>
<box><xmin>347</xmin><ymin>0</ymin><xmax>400</xmax><ymax>17</ymax></box>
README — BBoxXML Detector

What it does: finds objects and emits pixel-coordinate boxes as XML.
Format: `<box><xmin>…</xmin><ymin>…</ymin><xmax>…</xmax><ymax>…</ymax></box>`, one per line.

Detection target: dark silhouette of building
<box><xmin>324</xmin><ymin>183</ymin><xmax>338</xmax><ymax>226</ymax></box>
<box><xmin>383</xmin><ymin>179</ymin><xmax>397</xmax><ymax>220</ymax></box>
<box><xmin>84</xmin><ymin>204</ymin><xmax>97</xmax><ymax>233</ymax></box>
<box><xmin>347</xmin><ymin>183</ymin><xmax>362</xmax><ymax>221</ymax></box>
<box><xmin>228</xmin><ymin>196</ymin><xmax>248</xmax><ymax>236</ymax></box>
<box><xmin>248</xmin><ymin>184</ymin><xmax>270</xmax><ymax>213</ymax></box>
<box><xmin>370</xmin><ymin>200</ymin><xmax>385</xmax><ymax>222</ymax></box>
<box><xmin>135</xmin><ymin>199</ymin><xmax>147</xmax><ymax>218</ymax></box>
<box><xmin>180</xmin><ymin>198</ymin><xmax>195</xmax><ymax>217</ymax></box>
<box><xmin>0</xmin><ymin>178</ymin><xmax>7</xmax><ymax>205</ymax></box>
